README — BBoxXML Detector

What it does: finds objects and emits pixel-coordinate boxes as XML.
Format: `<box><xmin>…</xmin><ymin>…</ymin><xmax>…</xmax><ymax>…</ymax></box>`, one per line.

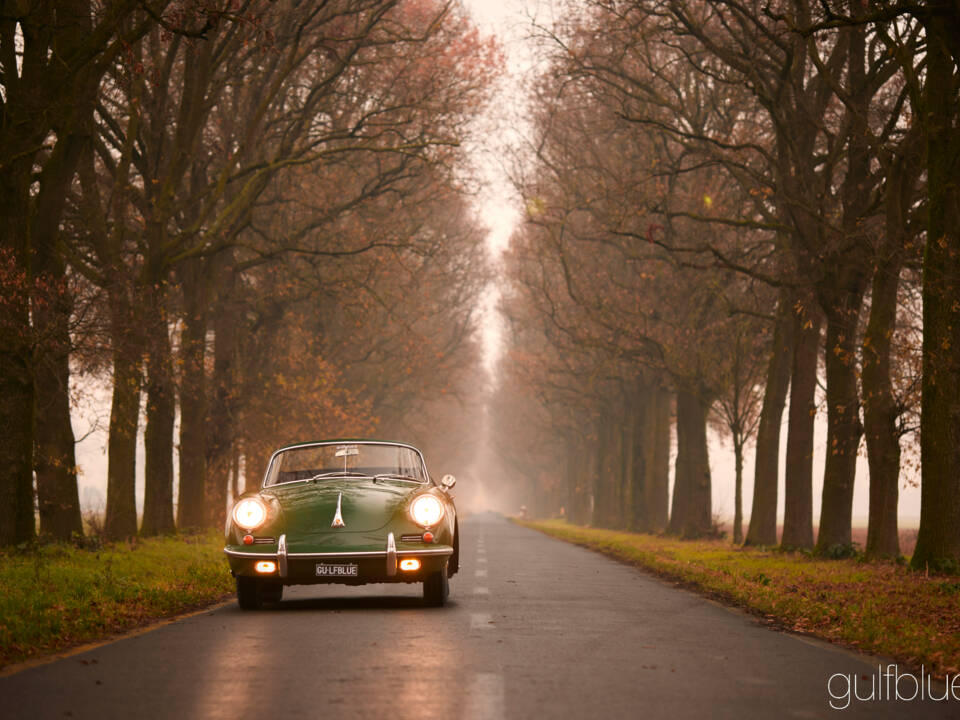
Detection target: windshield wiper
<box><xmin>309</xmin><ymin>471</ymin><xmax>371</xmax><ymax>481</ymax></box>
<box><xmin>373</xmin><ymin>473</ymin><xmax>421</xmax><ymax>483</ymax></box>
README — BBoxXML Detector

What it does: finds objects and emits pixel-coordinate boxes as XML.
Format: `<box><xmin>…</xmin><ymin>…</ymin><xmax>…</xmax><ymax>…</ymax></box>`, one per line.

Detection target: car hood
<box><xmin>263</xmin><ymin>479</ymin><xmax>419</xmax><ymax>533</ymax></box>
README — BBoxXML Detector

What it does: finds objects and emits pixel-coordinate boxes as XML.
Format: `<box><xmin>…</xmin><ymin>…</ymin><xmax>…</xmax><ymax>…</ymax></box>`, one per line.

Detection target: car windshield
<box><xmin>263</xmin><ymin>442</ymin><xmax>428</xmax><ymax>487</ymax></box>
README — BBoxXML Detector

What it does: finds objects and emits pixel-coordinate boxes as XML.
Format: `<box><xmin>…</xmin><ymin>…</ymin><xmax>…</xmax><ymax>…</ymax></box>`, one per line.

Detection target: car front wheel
<box><xmin>423</xmin><ymin>568</ymin><xmax>449</xmax><ymax>607</ymax></box>
<box><xmin>236</xmin><ymin>576</ymin><xmax>263</xmax><ymax>610</ymax></box>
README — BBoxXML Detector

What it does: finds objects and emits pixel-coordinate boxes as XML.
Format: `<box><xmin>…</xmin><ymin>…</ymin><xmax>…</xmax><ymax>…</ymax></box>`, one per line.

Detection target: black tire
<box><xmin>261</xmin><ymin>582</ymin><xmax>283</xmax><ymax>604</ymax></box>
<box><xmin>236</xmin><ymin>576</ymin><xmax>263</xmax><ymax>610</ymax></box>
<box><xmin>423</xmin><ymin>568</ymin><xmax>449</xmax><ymax>607</ymax></box>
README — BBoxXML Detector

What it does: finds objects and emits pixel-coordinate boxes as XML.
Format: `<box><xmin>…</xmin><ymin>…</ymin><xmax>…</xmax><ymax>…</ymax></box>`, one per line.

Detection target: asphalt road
<box><xmin>2</xmin><ymin>513</ymin><xmax>956</xmax><ymax>719</ymax></box>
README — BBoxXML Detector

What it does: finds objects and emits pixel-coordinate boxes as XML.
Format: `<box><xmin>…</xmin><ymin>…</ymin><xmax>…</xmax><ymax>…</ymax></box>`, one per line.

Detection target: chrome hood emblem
<box><xmin>331</xmin><ymin>492</ymin><xmax>346</xmax><ymax>528</ymax></box>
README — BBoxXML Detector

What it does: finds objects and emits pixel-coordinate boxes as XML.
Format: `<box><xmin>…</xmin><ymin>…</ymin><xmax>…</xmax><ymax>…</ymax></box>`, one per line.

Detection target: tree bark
<box><xmin>176</xmin><ymin>258</ymin><xmax>208</xmax><ymax>529</ymax></box>
<box><xmin>669</xmin><ymin>388</ymin><xmax>712</xmax><ymax>538</ymax></box>
<box><xmin>781</xmin><ymin>300</ymin><xmax>820</xmax><ymax>550</ymax></box>
<box><xmin>815</xmin><ymin>298</ymin><xmax>865</xmax><ymax>554</ymax></box>
<box><xmin>863</xmin><ymin>257</ymin><xmax>902</xmax><ymax>560</ymax></box>
<box><xmin>913</xmin><ymin>12</ymin><xmax>960</xmax><ymax>572</ymax></box>
<box><xmin>593</xmin><ymin>410</ymin><xmax>616</xmax><ymax>527</ymax></box>
<box><xmin>34</xmin><ymin>340</ymin><xmax>83</xmax><ymax>540</ymax></box>
<box><xmin>611</xmin><ymin>401</ymin><xmax>627</xmax><ymax>529</ymax></box>
<box><xmin>0</xmin><ymin>0</ymin><xmax>107</xmax><ymax>545</ymax></box>
<box><xmin>624</xmin><ymin>390</ymin><xmax>642</xmax><ymax>531</ymax></box>
<box><xmin>644</xmin><ymin>384</ymin><xmax>670</xmax><ymax>533</ymax></box>
<box><xmin>571</xmin><ymin>435</ymin><xmax>593</xmax><ymax>526</ymax></box>
<box><xmin>733</xmin><ymin>437</ymin><xmax>744</xmax><ymax>544</ymax></box>
<box><xmin>104</xmin><ymin>328</ymin><xmax>141</xmax><ymax>540</ymax></box>
<box><xmin>815</xmin><ymin>15</ymin><xmax>873</xmax><ymax>555</ymax></box>
<box><xmin>0</xmin><ymin>159</ymin><xmax>36</xmax><ymax>545</ymax></box>
<box><xmin>745</xmin><ymin>292</ymin><xmax>794</xmax><ymax>546</ymax></box>
<box><xmin>564</xmin><ymin>434</ymin><xmax>580</xmax><ymax>524</ymax></box>
<box><xmin>32</xmin><ymin>130</ymin><xmax>88</xmax><ymax>541</ymax></box>
<box><xmin>141</xmin><ymin>288</ymin><xmax>176</xmax><ymax>536</ymax></box>
<box><xmin>205</xmin><ymin>273</ymin><xmax>239</xmax><ymax>526</ymax></box>
<box><xmin>629</xmin><ymin>386</ymin><xmax>647</xmax><ymax>532</ymax></box>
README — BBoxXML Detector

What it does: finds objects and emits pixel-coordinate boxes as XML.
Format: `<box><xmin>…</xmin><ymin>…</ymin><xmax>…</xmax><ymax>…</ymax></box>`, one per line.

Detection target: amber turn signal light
<box><xmin>399</xmin><ymin>558</ymin><xmax>421</xmax><ymax>572</ymax></box>
<box><xmin>255</xmin><ymin>561</ymin><xmax>277</xmax><ymax>573</ymax></box>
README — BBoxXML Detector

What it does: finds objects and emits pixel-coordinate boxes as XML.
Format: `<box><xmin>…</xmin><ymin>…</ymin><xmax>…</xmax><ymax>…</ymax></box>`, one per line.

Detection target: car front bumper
<box><xmin>225</xmin><ymin>532</ymin><xmax>453</xmax><ymax>585</ymax></box>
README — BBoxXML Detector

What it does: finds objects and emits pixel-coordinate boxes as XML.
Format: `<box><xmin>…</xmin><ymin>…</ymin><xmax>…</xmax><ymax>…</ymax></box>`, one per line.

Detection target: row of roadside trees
<box><xmin>0</xmin><ymin>0</ymin><xmax>497</xmax><ymax>544</ymax></box>
<box><xmin>494</xmin><ymin>0</ymin><xmax>959</xmax><ymax>571</ymax></box>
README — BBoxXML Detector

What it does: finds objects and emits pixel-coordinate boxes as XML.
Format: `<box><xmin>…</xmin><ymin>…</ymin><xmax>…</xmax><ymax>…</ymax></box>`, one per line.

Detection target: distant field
<box><xmin>522</xmin><ymin>520</ymin><xmax>960</xmax><ymax>678</ymax></box>
<box><xmin>0</xmin><ymin>533</ymin><xmax>233</xmax><ymax>670</ymax></box>
<box><xmin>708</xmin><ymin>524</ymin><xmax>920</xmax><ymax>556</ymax></box>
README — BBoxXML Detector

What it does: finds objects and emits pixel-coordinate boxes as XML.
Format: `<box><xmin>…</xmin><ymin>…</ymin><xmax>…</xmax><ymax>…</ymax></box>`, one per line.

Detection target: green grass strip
<box><xmin>0</xmin><ymin>532</ymin><xmax>234</xmax><ymax>669</ymax></box>
<box><xmin>522</xmin><ymin>519</ymin><xmax>960</xmax><ymax>678</ymax></box>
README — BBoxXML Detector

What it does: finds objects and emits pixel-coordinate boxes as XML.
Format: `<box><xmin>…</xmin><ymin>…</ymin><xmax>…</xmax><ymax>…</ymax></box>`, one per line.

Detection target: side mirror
<box><xmin>440</xmin><ymin>474</ymin><xmax>456</xmax><ymax>490</ymax></box>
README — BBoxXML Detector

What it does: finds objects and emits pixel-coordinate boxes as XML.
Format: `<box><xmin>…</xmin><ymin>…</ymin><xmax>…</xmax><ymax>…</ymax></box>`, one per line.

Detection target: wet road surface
<box><xmin>1</xmin><ymin>513</ymin><xmax>955</xmax><ymax>719</ymax></box>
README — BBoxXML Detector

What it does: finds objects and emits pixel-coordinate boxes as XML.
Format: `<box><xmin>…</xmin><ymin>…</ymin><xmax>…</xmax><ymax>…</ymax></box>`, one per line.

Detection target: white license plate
<box><xmin>316</xmin><ymin>563</ymin><xmax>358</xmax><ymax>577</ymax></box>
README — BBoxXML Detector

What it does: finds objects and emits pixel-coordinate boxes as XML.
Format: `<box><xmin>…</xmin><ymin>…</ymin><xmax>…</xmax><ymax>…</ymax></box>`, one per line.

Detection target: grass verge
<box><xmin>521</xmin><ymin>519</ymin><xmax>960</xmax><ymax>677</ymax></box>
<box><xmin>0</xmin><ymin>531</ymin><xmax>233</xmax><ymax>670</ymax></box>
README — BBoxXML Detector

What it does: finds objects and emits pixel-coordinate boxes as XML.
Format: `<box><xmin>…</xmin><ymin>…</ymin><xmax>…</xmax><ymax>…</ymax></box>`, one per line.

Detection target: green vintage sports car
<box><xmin>224</xmin><ymin>440</ymin><xmax>458</xmax><ymax>609</ymax></box>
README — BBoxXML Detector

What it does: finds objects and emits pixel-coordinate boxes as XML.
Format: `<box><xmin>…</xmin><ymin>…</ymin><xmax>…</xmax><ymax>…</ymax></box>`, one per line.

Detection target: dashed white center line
<box><xmin>475</xmin><ymin>568</ymin><xmax>487</xmax><ymax>578</ymax></box>
<box><xmin>474</xmin><ymin>586</ymin><xmax>490</xmax><ymax>595</ymax></box>
<box><xmin>470</xmin><ymin>612</ymin><xmax>493</xmax><ymax>629</ymax></box>
<box><xmin>464</xmin><ymin>672</ymin><xmax>506</xmax><ymax>720</ymax></box>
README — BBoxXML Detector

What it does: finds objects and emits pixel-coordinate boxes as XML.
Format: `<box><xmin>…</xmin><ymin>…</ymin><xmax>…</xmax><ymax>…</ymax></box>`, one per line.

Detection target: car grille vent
<box><xmin>252</xmin><ymin>537</ymin><xmax>275</xmax><ymax>544</ymax></box>
<box><xmin>400</xmin><ymin>534</ymin><xmax>423</xmax><ymax>543</ymax></box>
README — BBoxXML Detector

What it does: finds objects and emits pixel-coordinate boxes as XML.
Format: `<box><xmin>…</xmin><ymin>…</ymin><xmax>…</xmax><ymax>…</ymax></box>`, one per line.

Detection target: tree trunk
<box><xmin>629</xmin><ymin>387</ymin><xmax>647</xmax><ymax>532</ymax></box>
<box><xmin>31</xmin><ymin>172</ymin><xmax>83</xmax><ymax>540</ymax></box>
<box><xmin>0</xmin><ymin>0</ymin><xmax>103</xmax><ymax>546</ymax></box>
<box><xmin>177</xmin><ymin>259</ymin><xmax>208</xmax><ymax>529</ymax></box>
<box><xmin>815</xmin><ymin>298</ymin><xmax>865</xmax><ymax>554</ymax></box>
<box><xmin>669</xmin><ymin>388</ymin><xmax>712</xmax><ymax>538</ymax></box>
<box><xmin>668</xmin><ymin>392</ymin><xmax>687</xmax><ymax>535</ymax></box>
<box><xmin>86</xmin><ymin>101</ymin><xmax>143</xmax><ymax>541</ymax></box>
<box><xmin>564</xmin><ymin>435</ymin><xmax>580</xmax><ymax>523</ymax></box>
<box><xmin>863</xmin><ymin>258</ymin><xmax>902</xmax><ymax>560</ymax></box>
<box><xmin>33</xmin><ymin>336</ymin><xmax>83</xmax><ymax>540</ymax></box>
<box><xmin>31</xmin><ymin>111</ymin><xmax>95</xmax><ymax>541</ymax></box>
<box><xmin>624</xmin><ymin>391</ymin><xmax>641</xmax><ymax>531</ymax></box>
<box><xmin>141</xmin><ymin>290</ymin><xmax>176</xmax><ymax>536</ymax></box>
<box><xmin>644</xmin><ymin>384</ymin><xmax>670</xmax><ymax>533</ymax></box>
<box><xmin>229</xmin><ymin>444</ymin><xmax>240</xmax><ymax>507</ymax></box>
<box><xmin>104</xmin><ymin>330</ymin><xmax>141</xmax><ymax>540</ymax></box>
<box><xmin>593</xmin><ymin>411</ymin><xmax>612</xmax><ymax>527</ymax></box>
<box><xmin>732</xmin><ymin>437</ymin><xmax>744</xmax><ymax>544</ymax></box>
<box><xmin>0</xmin><ymin>161</ymin><xmax>36</xmax><ymax>544</ymax></box>
<box><xmin>570</xmin><ymin>436</ymin><xmax>593</xmax><ymax>526</ymax></box>
<box><xmin>913</xmin><ymin>13</ymin><xmax>960</xmax><ymax>572</ymax></box>
<box><xmin>610</xmin><ymin>404</ymin><xmax>626</xmax><ymax>529</ymax></box>
<box><xmin>205</xmin><ymin>274</ymin><xmax>239</xmax><ymax>526</ymax></box>
<box><xmin>781</xmin><ymin>300</ymin><xmax>820</xmax><ymax>550</ymax></box>
<box><xmin>816</xmin><ymin>15</ymin><xmax>873</xmax><ymax>556</ymax></box>
<box><xmin>745</xmin><ymin>292</ymin><xmax>794</xmax><ymax>546</ymax></box>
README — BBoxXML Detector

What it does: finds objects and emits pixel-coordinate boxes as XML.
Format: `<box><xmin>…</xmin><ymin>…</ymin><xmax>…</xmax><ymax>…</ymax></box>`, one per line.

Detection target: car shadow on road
<box><xmin>250</xmin><ymin>596</ymin><xmax>459</xmax><ymax>612</ymax></box>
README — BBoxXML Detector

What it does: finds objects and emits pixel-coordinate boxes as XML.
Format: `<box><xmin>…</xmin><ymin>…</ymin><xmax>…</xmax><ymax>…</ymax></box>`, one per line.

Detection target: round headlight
<box><xmin>232</xmin><ymin>497</ymin><xmax>267</xmax><ymax>530</ymax></box>
<box><xmin>410</xmin><ymin>494</ymin><xmax>444</xmax><ymax>528</ymax></box>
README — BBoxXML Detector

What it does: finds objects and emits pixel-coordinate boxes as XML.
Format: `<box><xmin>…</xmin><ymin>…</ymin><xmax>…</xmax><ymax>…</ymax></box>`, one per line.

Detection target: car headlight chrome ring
<box><xmin>232</xmin><ymin>497</ymin><xmax>267</xmax><ymax>530</ymax></box>
<box><xmin>410</xmin><ymin>494</ymin><xmax>444</xmax><ymax>528</ymax></box>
